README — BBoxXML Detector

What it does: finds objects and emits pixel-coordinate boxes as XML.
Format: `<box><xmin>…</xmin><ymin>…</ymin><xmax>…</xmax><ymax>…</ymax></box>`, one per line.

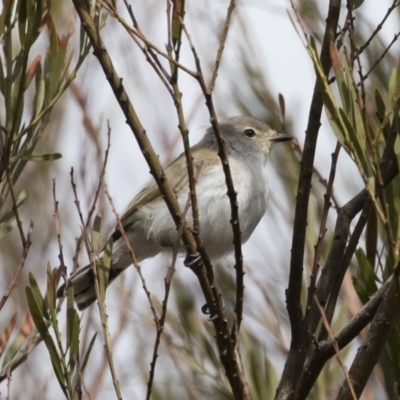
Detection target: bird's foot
<box><xmin>184</xmin><ymin>252</ymin><xmax>202</xmax><ymax>269</ymax></box>
<box><xmin>201</xmin><ymin>298</ymin><xmax>225</xmax><ymax>321</ymax></box>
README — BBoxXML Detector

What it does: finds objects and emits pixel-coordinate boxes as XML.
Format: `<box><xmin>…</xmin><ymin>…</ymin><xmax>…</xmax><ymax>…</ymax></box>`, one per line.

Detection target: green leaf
<box><xmin>45</xmin><ymin>16</ymin><xmax>67</xmax><ymax>100</ymax></box>
<box><xmin>172</xmin><ymin>0</ymin><xmax>185</xmax><ymax>51</ymax></box>
<box><xmin>27</xmin><ymin>272</ymin><xmax>50</xmax><ymax>321</ymax></box>
<box><xmin>34</xmin><ymin>76</ymin><xmax>45</xmax><ymax>117</ymax></box>
<box><xmin>66</xmin><ymin>285</ymin><xmax>80</xmax><ymax>373</ymax></box>
<box><xmin>375</xmin><ymin>90</ymin><xmax>386</xmax><ymax>124</ymax></box>
<box><xmin>23</xmin><ymin>153</ymin><xmax>62</xmax><ymax>161</ymax></box>
<box><xmin>354</xmin><ymin>248</ymin><xmax>378</xmax><ymax>303</ymax></box>
<box><xmin>44</xmin><ymin>331</ymin><xmax>68</xmax><ymax>396</ymax></box>
<box><xmin>91</xmin><ymin>213</ymin><xmax>101</xmax><ymax>252</ymax></box>
<box><xmin>26</xmin><ymin>277</ymin><xmax>68</xmax><ymax>396</ymax></box>
<box><xmin>339</xmin><ymin>108</ymin><xmax>369</xmax><ymax>176</ymax></box>
<box><xmin>350</xmin><ymin>0</ymin><xmax>365</xmax><ymax>10</ymax></box>
<box><xmin>81</xmin><ymin>332</ymin><xmax>97</xmax><ymax>373</ymax></box>
<box><xmin>386</xmin><ymin>68</ymin><xmax>397</xmax><ymax>119</ymax></box>
<box><xmin>98</xmin><ymin>239</ymin><xmax>113</xmax><ymax>301</ymax></box>
<box><xmin>330</xmin><ymin>43</ymin><xmax>350</xmax><ymax>112</ymax></box>
<box><xmin>17</xmin><ymin>0</ymin><xmax>28</xmax><ymax>44</ymax></box>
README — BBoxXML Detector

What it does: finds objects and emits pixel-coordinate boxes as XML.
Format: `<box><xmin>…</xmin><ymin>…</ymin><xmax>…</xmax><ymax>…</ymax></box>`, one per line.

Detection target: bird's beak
<box><xmin>269</xmin><ymin>132</ymin><xmax>293</xmax><ymax>143</ymax></box>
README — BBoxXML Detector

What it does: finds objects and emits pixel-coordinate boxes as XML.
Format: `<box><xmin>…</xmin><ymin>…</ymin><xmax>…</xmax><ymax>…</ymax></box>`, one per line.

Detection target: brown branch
<box><xmin>180</xmin><ymin>10</ymin><xmax>246</xmax><ymax>338</ymax></box>
<box><xmin>97</xmin><ymin>0</ymin><xmax>198</xmax><ymax>79</ymax></box>
<box><xmin>0</xmin><ymin>328</ymin><xmax>42</xmax><ymax>382</ymax></box>
<box><xmin>104</xmin><ymin>186</ymin><xmax>159</xmax><ymax>326</ymax></box>
<box><xmin>70</xmin><ymin>125</ymin><xmax>111</xmax><ymax>273</ymax></box>
<box><xmin>356</xmin><ymin>0</ymin><xmax>399</xmax><ymax>56</ymax></box>
<box><xmin>122</xmin><ymin>0</ymin><xmax>175</xmax><ymax>99</ymax></box>
<box><xmin>3</xmin><ymin>163</ymin><xmax>26</xmax><ymax>246</ymax></box>
<box><xmin>53</xmin><ymin>180</ymin><xmax>66</xmax><ymax>271</ymax></box>
<box><xmin>358</xmin><ymin>32</ymin><xmax>400</xmax><ymax>84</ymax></box>
<box><xmin>90</xmin><ymin>250</ymin><xmax>123</xmax><ymax>400</ymax></box>
<box><xmin>71</xmin><ymin>2</ymin><xmax>245</xmax><ymax>397</ymax></box>
<box><xmin>275</xmin><ymin>1</ymin><xmax>341</xmax><ymax>398</ymax></box>
<box><xmin>0</xmin><ymin>222</ymin><xmax>33</xmax><ymax>311</ymax></box>
<box><xmin>292</xmin><ymin>139</ymin><xmax>341</xmax><ymax>210</ymax></box>
<box><xmin>208</xmin><ymin>0</ymin><xmax>235</xmax><ymax>92</ymax></box>
<box><xmin>298</xmin><ymin>142</ymin><xmax>399</xmax><ymax>398</ymax></box>
<box><xmin>146</xmin><ymin>186</ymin><xmax>195</xmax><ymax>400</ymax></box>
<box><xmin>336</xmin><ymin>275</ymin><xmax>399</xmax><ymax>399</ymax></box>
<box><xmin>304</xmin><ymin>142</ymin><xmax>341</xmax><ymax>329</ymax></box>
<box><xmin>314</xmin><ymin>296</ymin><xmax>357</xmax><ymax>400</ymax></box>
<box><xmin>299</xmin><ymin>278</ymin><xmax>391</xmax><ymax>398</ymax></box>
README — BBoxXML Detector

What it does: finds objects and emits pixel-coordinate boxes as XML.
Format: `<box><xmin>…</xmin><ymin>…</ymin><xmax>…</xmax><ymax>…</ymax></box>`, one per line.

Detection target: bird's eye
<box><xmin>244</xmin><ymin>128</ymin><xmax>256</xmax><ymax>138</ymax></box>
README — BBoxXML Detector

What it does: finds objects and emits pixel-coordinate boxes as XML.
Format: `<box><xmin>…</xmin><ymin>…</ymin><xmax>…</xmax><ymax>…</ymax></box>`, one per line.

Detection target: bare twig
<box><xmin>71</xmin><ymin>2</ymin><xmax>245</xmax><ymax>396</ymax></box>
<box><xmin>0</xmin><ymin>222</ymin><xmax>33</xmax><ymax>311</ymax></box>
<box><xmin>70</xmin><ymin>126</ymin><xmax>111</xmax><ymax>273</ymax></box>
<box><xmin>90</xmin><ymin>253</ymin><xmax>123</xmax><ymax>400</ymax></box>
<box><xmin>6</xmin><ymin>365</ymin><xmax>11</xmax><ymax>400</ymax></box>
<box><xmin>299</xmin><ymin>277</ymin><xmax>391</xmax><ymax>399</ymax></box>
<box><xmin>180</xmin><ymin>9</ymin><xmax>246</xmax><ymax>337</ymax></box>
<box><xmin>336</xmin><ymin>275</ymin><xmax>399</xmax><ymax>399</ymax></box>
<box><xmin>208</xmin><ymin>0</ymin><xmax>235</xmax><ymax>91</ymax></box>
<box><xmin>314</xmin><ymin>295</ymin><xmax>357</xmax><ymax>400</ymax></box>
<box><xmin>304</xmin><ymin>142</ymin><xmax>341</xmax><ymax>329</ymax></box>
<box><xmin>357</xmin><ymin>0</ymin><xmax>399</xmax><ymax>56</ymax></box>
<box><xmin>275</xmin><ymin>1</ymin><xmax>341</xmax><ymax>398</ymax></box>
<box><xmin>291</xmin><ymin>138</ymin><xmax>341</xmax><ymax>210</ymax></box>
<box><xmin>122</xmin><ymin>0</ymin><xmax>175</xmax><ymax>99</ymax></box>
<box><xmin>3</xmin><ymin>164</ymin><xmax>26</xmax><ymax>246</ymax></box>
<box><xmin>104</xmin><ymin>186</ymin><xmax>159</xmax><ymax>324</ymax></box>
<box><xmin>358</xmin><ymin>32</ymin><xmax>400</xmax><ymax>84</ymax></box>
<box><xmin>146</xmin><ymin>184</ymin><xmax>196</xmax><ymax>400</ymax></box>
<box><xmin>53</xmin><ymin>180</ymin><xmax>66</xmax><ymax>271</ymax></box>
<box><xmin>97</xmin><ymin>0</ymin><xmax>198</xmax><ymax>79</ymax></box>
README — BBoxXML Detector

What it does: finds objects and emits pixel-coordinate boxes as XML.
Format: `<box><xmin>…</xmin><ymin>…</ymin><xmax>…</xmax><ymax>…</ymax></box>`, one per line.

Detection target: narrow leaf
<box><xmin>24</xmin><ymin>153</ymin><xmax>62</xmax><ymax>162</ymax></box>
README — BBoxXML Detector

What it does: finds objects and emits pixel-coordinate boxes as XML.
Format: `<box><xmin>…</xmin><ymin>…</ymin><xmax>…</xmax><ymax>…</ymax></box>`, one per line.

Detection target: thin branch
<box><xmin>304</xmin><ymin>142</ymin><xmax>341</xmax><ymax>329</ymax></box>
<box><xmin>71</xmin><ymin>2</ymin><xmax>245</xmax><ymax>396</ymax></box>
<box><xmin>122</xmin><ymin>0</ymin><xmax>175</xmax><ymax>99</ymax></box>
<box><xmin>357</xmin><ymin>0</ymin><xmax>399</xmax><ymax>56</ymax></box>
<box><xmin>103</xmin><ymin>186</ymin><xmax>159</xmax><ymax>325</ymax></box>
<box><xmin>336</xmin><ymin>275</ymin><xmax>399</xmax><ymax>399</ymax></box>
<box><xmin>0</xmin><ymin>329</ymin><xmax>43</xmax><ymax>382</ymax></box>
<box><xmin>90</xmin><ymin>250</ymin><xmax>123</xmax><ymax>400</ymax></box>
<box><xmin>180</xmin><ymin>10</ymin><xmax>246</xmax><ymax>337</ymax></box>
<box><xmin>97</xmin><ymin>0</ymin><xmax>198</xmax><ymax>79</ymax></box>
<box><xmin>292</xmin><ymin>138</ymin><xmax>341</xmax><ymax>210</ymax></box>
<box><xmin>275</xmin><ymin>1</ymin><xmax>341</xmax><ymax>398</ymax></box>
<box><xmin>53</xmin><ymin>180</ymin><xmax>66</xmax><ymax>271</ymax></box>
<box><xmin>299</xmin><ymin>152</ymin><xmax>399</xmax><ymax>398</ymax></box>
<box><xmin>70</xmin><ymin>125</ymin><xmax>111</xmax><ymax>273</ymax></box>
<box><xmin>0</xmin><ymin>222</ymin><xmax>33</xmax><ymax>311</ymax></box>
<box><xmin>208</xmin><ymin>0</ymin><xmax>235</xmax><ymax>91</ymax></box>
<box><xmin>3</xmin><ymin>163</ymin><xmax>26</xmax><ymax>246</ymax></box>
<box><xmin>299</xmin><ymin>278</ymin><xmax>391</xmax><ymax>398</ymax></box>
<box><xmin>314</xmin><ymin>296</ymin><xmax>357</xmax><ymax>400</ymax></box>
<box><xmin>320</xmin><ymin>199</ymin><xmax>371</xmax><ymax>335</ymax></box>
<box><xmin>146</xmin><ymin>186</ymin><xmax>195</xmax><ymax>400</ymax></box>
<box><xmin>358</xmin><ymin>32</ymin><xmax>400</xmax><ymax>84</ymax></box>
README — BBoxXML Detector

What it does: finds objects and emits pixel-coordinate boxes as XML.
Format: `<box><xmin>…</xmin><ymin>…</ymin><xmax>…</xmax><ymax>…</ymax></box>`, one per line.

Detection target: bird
<box><xmin>57</xmin><ymin>116</ymin><xmax>292</xmax><ymax>310</ymax></box>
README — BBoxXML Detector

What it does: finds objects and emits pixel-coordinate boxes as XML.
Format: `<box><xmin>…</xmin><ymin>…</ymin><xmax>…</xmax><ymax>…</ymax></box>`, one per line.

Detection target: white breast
<box><xmin>142</xmin><ymin>155</ymin><xmax>269</xmax><ymax>260</ymax></box>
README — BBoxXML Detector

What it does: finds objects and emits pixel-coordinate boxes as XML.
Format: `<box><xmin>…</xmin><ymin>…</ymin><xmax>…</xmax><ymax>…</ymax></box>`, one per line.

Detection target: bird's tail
<box><xmin>56</xmin><ymin>263</ymin><xmax>123</xmax><ymax>310</ymax></box>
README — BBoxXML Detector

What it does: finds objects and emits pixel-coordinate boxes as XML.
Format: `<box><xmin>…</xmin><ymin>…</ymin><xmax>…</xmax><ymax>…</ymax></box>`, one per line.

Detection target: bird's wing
<box><xmin>117</xmin><ymin>146</ymin><xmax>216</xmax><ymax>232</ymax></box>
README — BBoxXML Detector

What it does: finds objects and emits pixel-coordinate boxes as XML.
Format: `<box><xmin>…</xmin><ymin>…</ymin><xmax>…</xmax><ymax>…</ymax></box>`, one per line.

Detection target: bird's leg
<box><xmin>184</xmin><ymin>252</ymin><xmax>223</xmax><ymax>320</ymax></box>
<box><xmin>183</xmin><ymin>252</ymin><xmax>202</xmax><ymax>269</ymax></box>
<box><xmin>201</xmin><ymin>298</ymin><xmax>225</xmax><ymax>320</ymax></box>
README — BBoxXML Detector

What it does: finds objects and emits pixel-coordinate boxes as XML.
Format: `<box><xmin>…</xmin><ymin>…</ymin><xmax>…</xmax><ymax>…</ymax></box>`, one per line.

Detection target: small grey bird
<box><xmin>57</xmin><ymin>116</ymin><xmax>292</xmax><ymax>309</ymax></box>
